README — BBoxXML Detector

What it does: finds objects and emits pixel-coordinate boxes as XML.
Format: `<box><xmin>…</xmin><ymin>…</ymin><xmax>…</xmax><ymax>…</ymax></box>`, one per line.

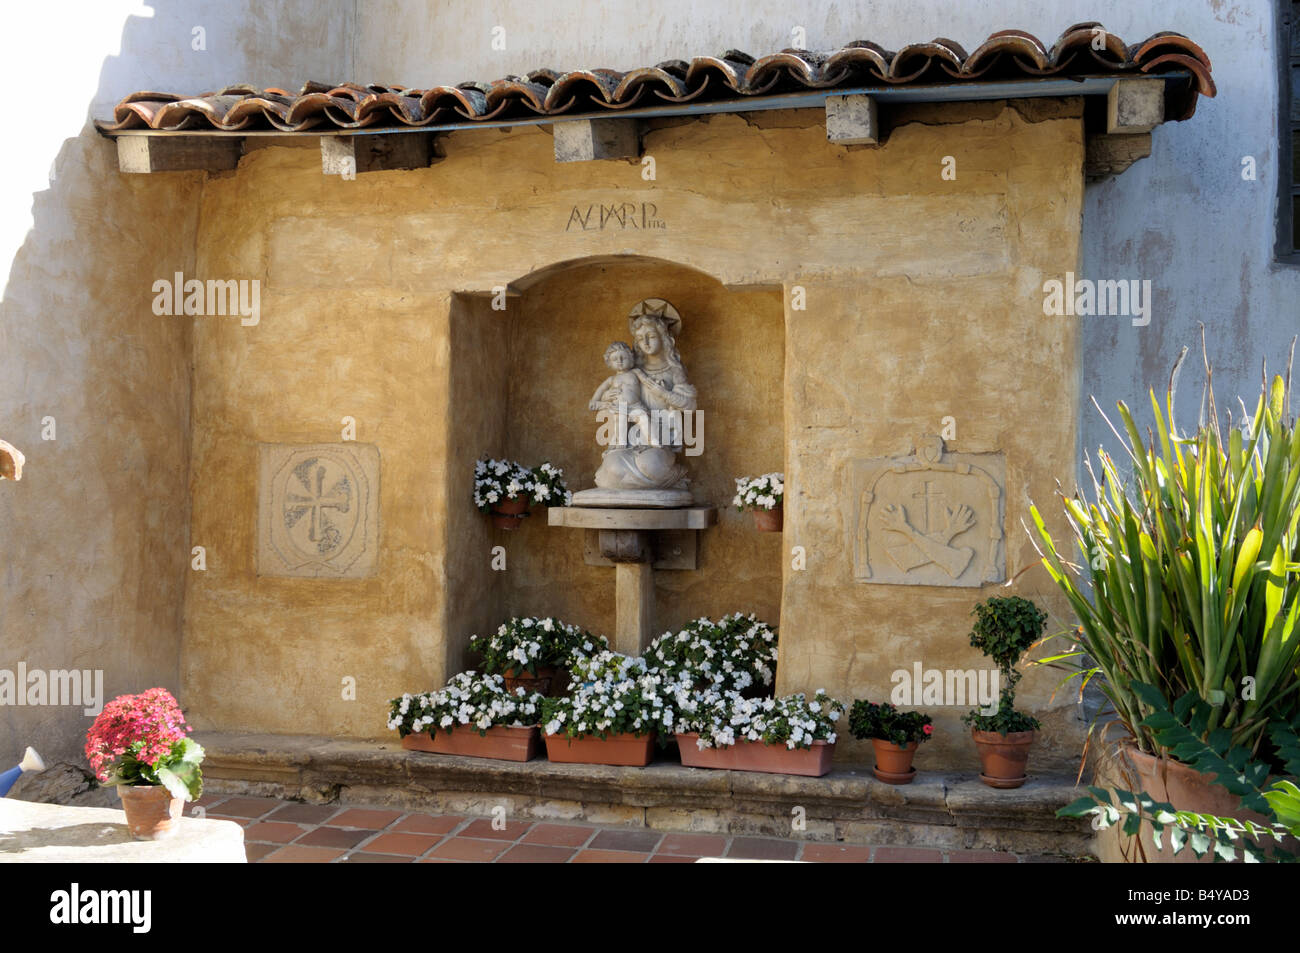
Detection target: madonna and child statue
<box><xmin>572</xmin><ymin>298</ymin><xmax>698</xmax><ymax>508</ymax></box>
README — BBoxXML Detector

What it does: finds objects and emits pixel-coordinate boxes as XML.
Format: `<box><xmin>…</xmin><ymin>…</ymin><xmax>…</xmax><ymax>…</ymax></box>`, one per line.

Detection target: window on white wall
<box><xmin>1281</xmin><ymin>0</ymin><xmax>1300</xmax><ymax>260</ymax></box>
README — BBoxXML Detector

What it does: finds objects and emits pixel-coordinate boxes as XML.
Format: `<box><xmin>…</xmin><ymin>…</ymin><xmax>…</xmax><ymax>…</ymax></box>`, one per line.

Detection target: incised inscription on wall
<box><xmin>258</xmin><ymin>443</ymin><xmax>379</xmax><ymax>578</ymax></box>
<box><xmin>850</xmin><ymin>436</ymin><xmax>1004</xmax><ymax>587</ymax></box>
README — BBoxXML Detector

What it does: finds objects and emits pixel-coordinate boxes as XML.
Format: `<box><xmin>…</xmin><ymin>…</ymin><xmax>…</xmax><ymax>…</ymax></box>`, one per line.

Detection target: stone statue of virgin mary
<box><xmin>572</xmin><ymin>298</ymin><xmax>697</xmax><ymax>508</ymax></box>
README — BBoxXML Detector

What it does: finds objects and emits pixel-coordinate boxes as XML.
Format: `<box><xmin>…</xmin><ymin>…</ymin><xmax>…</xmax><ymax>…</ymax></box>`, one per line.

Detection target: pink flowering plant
<box><xmin>84</xmin><ymin>688</ymin><xmax>204</xmax><ymax>801</ymax></box>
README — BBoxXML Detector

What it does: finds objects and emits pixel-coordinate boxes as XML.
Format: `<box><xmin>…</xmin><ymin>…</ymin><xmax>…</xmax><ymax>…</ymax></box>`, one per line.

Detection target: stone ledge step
<box><xmin>199</xmin><ymin>733</ymin><xmax>1096</xmax><ymax>857</ymax></box>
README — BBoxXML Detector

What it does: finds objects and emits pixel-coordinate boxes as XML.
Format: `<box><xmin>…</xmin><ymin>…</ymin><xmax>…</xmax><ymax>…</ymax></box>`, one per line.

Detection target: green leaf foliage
<box><xmin>1029</xmin><ymin>356</ymin><xmax>1300</xmax><ymax>757</ymax></box>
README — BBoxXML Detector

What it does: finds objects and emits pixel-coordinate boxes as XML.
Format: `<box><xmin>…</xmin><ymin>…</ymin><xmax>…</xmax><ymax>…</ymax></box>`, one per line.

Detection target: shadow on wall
<box><xmin>0</xmin><ymin>0</ymin><xmax>354</xmax><ymax>771</ymax></box>
<box><xmin>444</xmin><ymin>256</ymin><xmax>785</xmax><ymax>674</ymax></box>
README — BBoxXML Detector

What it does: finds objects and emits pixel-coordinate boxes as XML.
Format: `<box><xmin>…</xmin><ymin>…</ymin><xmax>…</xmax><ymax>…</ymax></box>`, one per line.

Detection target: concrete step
<box><xmin>198</xmin><ymin>732</ymin><xmax>1096</xmax><ymax>858</ymax></box>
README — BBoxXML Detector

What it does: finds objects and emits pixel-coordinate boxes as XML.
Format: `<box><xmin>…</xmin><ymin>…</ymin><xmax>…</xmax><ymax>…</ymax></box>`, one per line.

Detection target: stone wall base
<box><xmin>200</xmin><ymin>732</ymin><xmax>1095</xmax><ymax>858</ymax></box>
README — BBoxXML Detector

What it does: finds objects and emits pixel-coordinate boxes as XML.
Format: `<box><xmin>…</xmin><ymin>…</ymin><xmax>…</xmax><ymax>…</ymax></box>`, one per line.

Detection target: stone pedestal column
<box><xmin>599</xmin><ymin>530</ymin><xmax>655</xmax><ymax>655</ymax></box>
<box><xmin>549</xmin><ymin>507</ymin><xmax>717</xmax><ymax>657</ymax></box>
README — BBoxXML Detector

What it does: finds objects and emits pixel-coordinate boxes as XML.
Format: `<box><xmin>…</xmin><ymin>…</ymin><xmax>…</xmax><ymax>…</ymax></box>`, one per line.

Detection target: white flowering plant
<box><xmin>473</xmin><ymin>458</ymin><xmax>574</xmax><ymax>513</ymax></box>
<box><xmin>473</xmin><ymin>458</ymin><xmax>534</xmax><ymax>514</ymax></box>
<box><xmin>732</xmin><ymin>472</ymin><xmax>784</xmax><ymax>512</ymax></box>
<box><xmin>528</xmin><ymin>461</ymin><xmax>573</xmax><ymax>507</ymax></box>
<box><xmin>469</xmin><ymin>616</ymin><xmax>606</xmax><ymax>676</ymax></box>
<box><xmin>645</xmin><ymin>613</ymin><xmax>778</xmax><ymax>694</ymax></box>
<box><xmin>387</xmin><ymin>672</ymin><xmax>545</xmax><ymax>738</ymax></box>
<box><xmin>675</xmin><ymin>689</ymin><xmax>844</xmax><ymax>750</ymax></box>
<box><xmin>540</xmin><ymin>651</ymin><xmax>681</xmax><ymax>741</ymax></box>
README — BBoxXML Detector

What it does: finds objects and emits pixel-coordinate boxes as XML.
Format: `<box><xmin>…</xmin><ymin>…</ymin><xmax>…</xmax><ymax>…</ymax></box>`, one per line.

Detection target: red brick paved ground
<box><xmin>194</xmin><ymin>793</ymin><xmax>1075</xmax><ymax>863</ymax></box>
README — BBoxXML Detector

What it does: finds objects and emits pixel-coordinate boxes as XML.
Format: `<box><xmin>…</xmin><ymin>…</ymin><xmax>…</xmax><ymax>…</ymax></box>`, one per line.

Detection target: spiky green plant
<box><xmin>1030</xmin><ymin>345</ymin><xmax>1300</xmax><ymax>758</ymax></box>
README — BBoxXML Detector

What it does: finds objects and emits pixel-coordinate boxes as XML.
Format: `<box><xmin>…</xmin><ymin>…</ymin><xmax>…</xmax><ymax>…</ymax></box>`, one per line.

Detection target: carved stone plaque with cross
<box><xmin>848</xmin><ymin>436</ymin><xmax>1005</xmax><ymax>587</ymax></box>
<box><xmin>258</xmin><ymin>443</ymin><xmax>380</xmax><ymax>578</ymax></box>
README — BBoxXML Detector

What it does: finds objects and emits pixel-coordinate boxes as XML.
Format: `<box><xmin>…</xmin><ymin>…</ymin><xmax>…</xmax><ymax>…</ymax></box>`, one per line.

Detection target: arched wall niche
<box><xmin>444</xmin><ymin>254</ymin><xmax>785</xmax><ymax>672</ymax></box>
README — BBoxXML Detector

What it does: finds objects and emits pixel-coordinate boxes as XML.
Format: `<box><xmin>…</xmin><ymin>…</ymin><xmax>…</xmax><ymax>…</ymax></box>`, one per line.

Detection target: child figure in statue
<box><xmin>588</xmin><ymin>341</ymin><xmax>652</xmax><ymax>447</ymax></box>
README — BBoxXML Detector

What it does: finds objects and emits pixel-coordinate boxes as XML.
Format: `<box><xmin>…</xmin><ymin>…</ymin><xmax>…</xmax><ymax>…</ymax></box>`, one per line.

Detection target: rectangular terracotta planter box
<box><xmin>543</xmin><ymin>731</ymin><xmax>656</xmax><ymax>766</ymax></box>
<box><xmin>676</xmin><ymin>732</ymin><xmax>835</xmax><ymax>777</ymax></box>
<box><xmin>400</xmin><ymin>724</ymin><xmax>540</xmax><ymax>762</ymax></box>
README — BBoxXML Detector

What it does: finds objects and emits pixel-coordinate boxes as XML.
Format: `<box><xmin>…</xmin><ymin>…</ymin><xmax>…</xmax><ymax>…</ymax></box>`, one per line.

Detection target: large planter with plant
<box><xmin>1121</xmin><ymin>745</ymin><xmax>1273</xmax><ymax>828</ymax></box>
<box><xmin>544</xmin><ymin>732</ymin><xmax>656</xmax><ymax>766</ymax></box>
<box><xmin>962</xmin><ymin>596</ymin><xmax>1045</xmax><ymax>789</ymax></box>
<box><xmin>474</xmin><ymin>457</ymin><xmax>572</xmax><ymax>530</ymax></box>
<box><xmin>1068</xmin><ymin>687</ymin><xmax>1300</xmax><ymax>863</ymax></box>
<box><xmin>388</xmin><ymin>673</ymin><xmax>545</xmax><ymax>762</ymax></box>
<box><xmin>733</xmin><ymin>472</ymin><xmax>784</xmax><ymax>532</ymax></box>
<box><xmin>676</xmin><ymin>734</ymin><xmax>833</xmax><ymax>775</ymax></box>
<box><xmin>849</xmin><ymin>700</ymin><xmax>933</xmax><ymax>784</ymax></box>
<box><xmin>469</xmin><ymin>616</ymin><xmax>604</xmax><ymax>696</ymax></box>
<box><xmin>84</xmin><ymin>688</ymin><xmax>205</xmax><ymax>840</ymax></box>
<box><xmin>402</xmin><ymin>725</ymin><xmax>540</xmax><ymax>761</ymax></box>
<box><xmin>674</xmin><ymin>691</ymin><xmax>842</xmax><ymax>777</ymax></box>
<box><xmin>1034</xmin><ymin>358</ymin><xmax>1300</xmax><ymax>861</ymax></box>
<box><xmin>540</xmin><ymin>652</ymin><xmax>670</xmax><ymax>766</ymax></box>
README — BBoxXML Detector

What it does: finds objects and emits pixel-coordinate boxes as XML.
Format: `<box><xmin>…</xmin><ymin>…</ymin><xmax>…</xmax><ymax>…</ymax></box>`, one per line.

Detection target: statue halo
<box><xmin>627</xmin><ymin>298</ymin><xmax>682</xmax><ymax>338</ymax></box>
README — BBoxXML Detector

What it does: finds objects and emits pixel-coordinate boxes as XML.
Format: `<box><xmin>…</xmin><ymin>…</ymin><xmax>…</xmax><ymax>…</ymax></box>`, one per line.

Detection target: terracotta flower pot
<box><xmin>490</xmin><ymin>497</ymin><xmax>530</xmax><ymax>530</ymax></box>
<box><xmin>1115</xmin><ymin>744</ymin><xmax>1297</xmax><ymax>863</ymax></box>
<box><xmin>502</xmin><ymin>666</ymin><xmax>556</xmax><ymax>696</ymax></box>
<box><xmin>117</xmin><ymin>784</ymin><xmax>183</xmax><ymax>840</ymax></box>
<box><xmin>401</xmin><ymin>725</ymin><xmax>540</xmax><ymax>762</ymax></box>
<box><xmin>544</xmin><ymin>731</ymin><xmax>655</xmax><ymax>766</ymax></box>
<box><xmin>972</xmin><ymin>729</ymin><xmax>1034</xmax><ymax>788</ymax></box>
<box><xmin>675</xmin><ymin>733</ymin><xmax>834</xmax><ymax>777</ymax></box>
<box><xmin>870</xmin><ymin>739</ymin><xmax>918</xmax><ymax>784</ymax></box>
<box><xmin>753</xmin><ymin>507</ymin><xmax>783</xmax><ymax>532</ymax></box>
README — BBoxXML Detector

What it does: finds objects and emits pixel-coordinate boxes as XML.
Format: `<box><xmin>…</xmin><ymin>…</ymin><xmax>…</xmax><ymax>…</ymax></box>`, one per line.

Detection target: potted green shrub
<box><xmin>961</xmin><ymin>596</ymin><xmax>1045</xmax><ymax>788</ymax></box>
<box><xmin>1031</xmin><ymin>352</ymin><xmax>1300</xmax><ymax>858</ymax></box>
<box><xmin>849</xmin><ymin>700</ymin><xmax>934</xmax><ymax>784</ymax></box>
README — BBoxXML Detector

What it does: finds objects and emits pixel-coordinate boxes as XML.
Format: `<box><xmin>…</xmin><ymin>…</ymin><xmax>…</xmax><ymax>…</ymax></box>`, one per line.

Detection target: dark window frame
<box><xmin>1278</xmin><ymin>0</ymin><xmax>1300</xmax><ymax>263</ymax></box>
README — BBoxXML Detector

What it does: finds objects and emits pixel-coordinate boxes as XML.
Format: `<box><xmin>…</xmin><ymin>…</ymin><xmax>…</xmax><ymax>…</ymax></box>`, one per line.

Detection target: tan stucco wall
<box><xmin>185</xmin><ymin>101</ymin><xmax>1084</xmax><ymax>770</ymax></box>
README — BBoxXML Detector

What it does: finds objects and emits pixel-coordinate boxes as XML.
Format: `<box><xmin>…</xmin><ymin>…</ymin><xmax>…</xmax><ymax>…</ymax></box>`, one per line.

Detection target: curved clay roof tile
<box><xmin>484</xmin><ymin>78</ymin><xmax>551</xmax><ymax>114</ymax></box>
<box><xmin>283</xmin><ymin>92</ymin><xmax>345</xmax><ymax>128</ymax></box>
<box><xmin>965</xmin><ymin>31</ymin><xmax>1049</xmax><ymax>74</ymax></box>
<box><xmin>225</xmin><ymin>95</ymin><xmax>298</xmax><ymax>128</ymax></box>
<box><xmin>154</xmin><ymin>95</ymin><xmax>249</xmax><ymax>130</ymax></box>
<box><xmin>1049</xmin><ymin>23</ymin><xmax>1130</xmax><ymax>67</ymax></box>
<box><xmin>748</xmin><ymin>50</ymin><xmax>823</xmax><ymax>88</ymax></box>
<box><xmin>417</xmin><ymin>84</ymin><xmax>487</xmax><ymax>121</ymax></box>
<box><xmin>1141</xmin><ymin>52</ymin><xmax>1217</xmax><ymax>101</ymax></box>
<box><xmin>373</xmin><ymin>91</ymin><xmax>429</xmax><ymax>125</ymax></box>
<box><xmin>544</xmin><ymin>69</ymin><xmax>625</xmax><ymax>109</ymax></box>
<box><xmin>614</xmin><ymin>66</ymin><xmax>691</xmax><ymax>102</ymax></box>
<box><xmin>1132</xmin><ymin>33</ymin><xmax>1213</xmax><ymax>72</ymax></box>
<box><xmin>683</xmin><ymin>52</ymin><xmax>762</xmax><ymax>92</ymax></box>
<box><xmin>823</xmin><ymin>42</ymin><xmax>892</xmax><ymax>80</ymax></box>
<box><xmin>889</xmin><ymin>40</ymin><xmax>964</xmax><ymax>83</ymax></box>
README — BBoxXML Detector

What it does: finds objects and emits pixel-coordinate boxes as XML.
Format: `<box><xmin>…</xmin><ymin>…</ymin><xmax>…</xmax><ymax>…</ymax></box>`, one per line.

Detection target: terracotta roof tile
<box><xmin>97</xmin><ymin>25</ymin><xmax>1214</xmax><ymax>134</ymax></box>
